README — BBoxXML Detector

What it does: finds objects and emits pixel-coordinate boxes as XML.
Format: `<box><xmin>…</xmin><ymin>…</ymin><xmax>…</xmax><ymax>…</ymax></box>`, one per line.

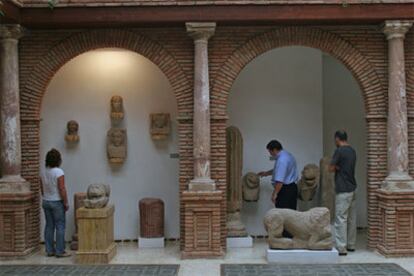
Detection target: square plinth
<box><xmin>226</xmin><ymin>236</ymin><xmax>253</xmax><ymax>248</ymax></box>
<box><xmin>266</xmin><ymin>248</ymin><xmax>339</xmax><ymax>264</ymax></box>
<box><xmin>138</xmin><ymin>237</ymin><xmax>165</xmax><ymax>248</ymax></box>
<box><xmin>76</xmin><ymin>205</ymin><xmax>116</xmax><ymax>264</ymax></box>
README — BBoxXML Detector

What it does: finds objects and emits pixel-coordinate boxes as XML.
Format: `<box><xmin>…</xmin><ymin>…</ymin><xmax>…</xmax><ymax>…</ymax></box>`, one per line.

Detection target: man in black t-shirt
<box><xmin>329</xmin><ymin>130</ymin><xmax>357</xmax><ymax>256</ymax></box>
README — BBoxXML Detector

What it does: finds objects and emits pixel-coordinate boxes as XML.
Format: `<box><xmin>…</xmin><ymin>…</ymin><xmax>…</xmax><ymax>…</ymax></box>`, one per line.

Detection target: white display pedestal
<box><xmin>267</xmin><ymin>248</ymin><xmax>339</xmax><ymax>264</ymax></box>
<box><xmin>226</xmin><ymin>236</ymin><xmax>253</xmax><ymax>248</ymax></box>
<box><xmin>138</xmin><ymin>237</ymin><xmax>165</xmax><ymax>248</ymax></box>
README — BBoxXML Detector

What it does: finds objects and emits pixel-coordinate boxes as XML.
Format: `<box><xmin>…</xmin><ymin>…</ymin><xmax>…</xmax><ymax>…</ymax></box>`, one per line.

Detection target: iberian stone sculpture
<box><xmin>242</xmin><ymin>172</ymin><xmax>260</xmax><ymax>202</ymax></box>
<box><xmin>70</xmin><ymin>192</ymin><xmax>87</xmax><ymax>250</ymax></box>
<box><xmin>264</xmin><ymin>207</ymin><xmax>333</xmax><ymax>250</ymax></box>
<box><xmin>107</xmin><ymin>128</ymin><xmax>127</xmax><ymax>164</ymax></box>
<box><xmin>110</xmin><ymin>95</ymin><xmax>124</xmax><ymax>121</ymax></box>
<box><xmin>298</xmin><ymin>164</ymin><xmax>319</xmax><ymax>201</ymax></box>
<box><xmin>65</xmin><ymin>120</ymin><xmax>80</xmax><ymax>143</ymax></box>
<box><xmin>139</xmin><ymin>198</ymin><xmax>164</xmax><ymax>238</ymax></box>
<box><xmin>226</xmin><ymin>126</ymin><xmax>247</xmax><ymax>237</ymax></box>
<box><xmin>84</xmin><ymin>183</ymin><xmax>111</xmax><ymax>209</ymax></box>
<box><xmin>150</xmin><ymin>113</ymin><xmax>171</xmax><ymax>140</ymax></box>
<box><xmin>320</xmin><ymin>157</ymin><xmax>335</xmax><ymax>222</ymax></box>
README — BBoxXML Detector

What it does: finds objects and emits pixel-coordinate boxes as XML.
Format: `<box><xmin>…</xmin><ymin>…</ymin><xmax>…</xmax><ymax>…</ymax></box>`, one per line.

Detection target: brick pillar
<box><xmin>182</xmin><ymin>22</ymin><xmax>224</xmax><ymax>258</ymax></box>
<box><xmin>0</xmin><ymin>24</ymin><xmax>36</xmax><ymax>258</ymax></box>
<box><xmin>377</xmin><ymin>20</ymin><xmax>414</xmax><ymax>257</ymax></box>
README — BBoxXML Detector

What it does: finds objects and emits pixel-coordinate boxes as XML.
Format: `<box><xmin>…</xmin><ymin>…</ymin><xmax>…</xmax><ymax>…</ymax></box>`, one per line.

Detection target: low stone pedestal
<box><xmin>267</xmin><ymin>248</ymin><xmax>339</xmax><ymax>263</ymax></box>
<box><xmin>226</xmin><ymin>236</ymin><xmax>253</xmax><ymax>248</ymax></box>
<box><xmin>76</xmin><ymin>205</ymin><xmax>116</xmax><ymax>264</ymax></box>
<box><xmin>138</xmin><ymin>237</ymin><xmax>165</xmax><ymax>248</ymax></box>
<box><xmin>0</xmin><ymin>192</ymin><xmax>37</xmax><ymax>257</ymax></box>
<box><xmin>181</xmin><ymin>190</ymin><xmax>224</xmax><ymax>259</ymax></box>
<box><xmin>377</xmin><ymin>189</ymin><xmax>414</xmax><ymax>257</ymax></box>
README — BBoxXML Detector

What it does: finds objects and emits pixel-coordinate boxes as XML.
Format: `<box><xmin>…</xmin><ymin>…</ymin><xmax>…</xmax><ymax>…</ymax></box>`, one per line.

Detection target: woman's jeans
<box><xmin>42</xmin><ymin>200</ymin><xmax>66</xmax><ymax>254</ymax></box>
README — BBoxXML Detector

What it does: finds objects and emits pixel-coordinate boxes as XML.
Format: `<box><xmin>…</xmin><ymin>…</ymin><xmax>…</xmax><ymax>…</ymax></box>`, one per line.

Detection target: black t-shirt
<box><xmin>331</xmin><ymin>145</ymin><xmax>357</xmax><ymax>193</ymax></box>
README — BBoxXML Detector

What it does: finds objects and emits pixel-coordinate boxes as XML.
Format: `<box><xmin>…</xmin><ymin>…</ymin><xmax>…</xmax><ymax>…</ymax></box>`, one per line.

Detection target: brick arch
<box><xmin>20</xmin><ymin>29</ymin><xmax>191</xmax><ymax>120</ymax></box>
<box><xmin>211</xmin><ymin>26</ymin><xmax>385</xmax><ymax>117</ymax></box>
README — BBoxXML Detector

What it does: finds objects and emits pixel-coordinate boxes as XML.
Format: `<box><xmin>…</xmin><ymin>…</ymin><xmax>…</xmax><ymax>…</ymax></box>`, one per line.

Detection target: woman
<box><xmin>40</xmin><ymin>148</ymin><xmax>70</xmax><ymax>258</ymax></box>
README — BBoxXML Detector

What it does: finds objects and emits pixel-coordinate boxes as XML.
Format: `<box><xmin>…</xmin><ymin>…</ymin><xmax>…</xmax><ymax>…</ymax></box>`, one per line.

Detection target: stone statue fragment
<box><xmin>226</xmin><ymin>126</ymin><xmax>247</xmax><ymax>237</ymax></box>
<box><xmin>150</xmin><ymin>113</ymin><xmax>171</xmax><ymax>140</ymax></box>
<box><xmin>110</xmin><ymin>95</ymin><xmax>124</xmax><ymax>121</ymax></box>
<box><xmin>84</xmin><ymin>183</ymin><xmax>111</xmax><ymax>209</ymax></box>
<box><xmin>264</xmin><ymin>207</ymin><xmax>333</xmax><ymax>250</ymax></box>
<box><xmin>242</xmin><ymin>172</ymin><xmax>260</xmax><ymax>202</ymax></box>
<box><xmin>139</xmin><ymin>198</ymin><xmax>164</xmax><ymax>238</ymax></box>
<box><xmin>298</xmin><ymin>164</ymin><xmax>319</xmax><ymax>201</ymax></box>
<box><xmin>70</xmin><ymin>192</ymin><xmax>87</xmax><ymax>250</ymax></box>
<box><xmin>65</xmin><ymin>120</ymin><xmax>80</xmax><ymax>143</ymax></box>
<box><xmin>107</xmin><ymin>128</ymin><xmax>127</xmax><ymax>164</ymax></box>
<box><xmin>320</xmin><ymin>157</ymin><xmax>335</xmax><ymax>222</ymax></box>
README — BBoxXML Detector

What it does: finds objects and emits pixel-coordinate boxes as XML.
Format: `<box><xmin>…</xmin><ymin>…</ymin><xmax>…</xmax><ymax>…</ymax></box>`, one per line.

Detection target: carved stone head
<box><xmin>242</xmin><ymin>172</ymin><xmax>260</xmax><ymax>202</ymax></box>
<box><xmin>107</xmin><ymin>128</ymin><xmax>127</xmax><ymax>164</ymax></box>
<box><xmin>298</xmin><ymin>163</ymin><xmax>319</xmax><ymax>201</ymax></box>
<box><xmin>65</xmin><ymin>120</ymin><xmax>79</xmax><ymax>143</ymax></box>
<box><xmin>84</xmin><ymin>183</ymin><xmax>111</xmax><ymax>209</ymax></box>
<box><xmin>150</xmin><ymin>113</ymin><xmax>171</xmax><ymax>140</ymax></box>
<box><xmin>110</xmin><ymin>95</ymin><xmax>124</xmax><ymax>120</ymax></box>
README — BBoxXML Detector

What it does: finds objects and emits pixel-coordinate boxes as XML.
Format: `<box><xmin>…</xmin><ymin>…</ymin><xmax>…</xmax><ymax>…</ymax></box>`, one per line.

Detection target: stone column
<box><xmin>186</xmin><ymin>22</ymin><xmax>216</xmax><ymax>191</ymax></box>
<box><xmin>382</xmin><ymin>20</ymin><xmax>414</xmax><ymax>190</ymax></box>
<box><xmin>0</xmin><ymin>24</ymin><xmax>29</xmax><ymax>193</ymax></box>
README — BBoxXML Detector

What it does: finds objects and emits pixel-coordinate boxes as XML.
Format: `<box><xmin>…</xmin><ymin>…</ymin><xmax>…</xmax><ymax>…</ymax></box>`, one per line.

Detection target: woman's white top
<box><xmin>41</xmin><ymin>167</ymin><xmax>64</xmax><ymax>201</ymax></box>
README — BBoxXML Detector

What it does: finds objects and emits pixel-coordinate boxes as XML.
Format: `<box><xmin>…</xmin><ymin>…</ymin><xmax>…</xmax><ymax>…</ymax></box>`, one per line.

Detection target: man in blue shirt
<box><xmin>258</xmin><ymin>140</ymin><xmax>299</xmax><ymax>210</ymax></box>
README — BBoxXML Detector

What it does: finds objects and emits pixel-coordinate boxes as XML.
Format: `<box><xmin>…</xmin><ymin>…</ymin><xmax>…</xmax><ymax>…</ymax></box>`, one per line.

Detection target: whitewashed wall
<box><xmin>40</xmin><ymin>49</ymin><xmax>180</xmax><ymax>240</ymax></box>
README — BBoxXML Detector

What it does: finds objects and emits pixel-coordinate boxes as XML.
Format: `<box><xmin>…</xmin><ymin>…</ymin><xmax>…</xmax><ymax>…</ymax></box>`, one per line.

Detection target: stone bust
<box><xmin>107</xmin><ymin>128</ymin><xmax>127</xmax><ymax>164</ymax></box>
<box><xmin>110</xmin><ymin>95</ymin><xmax>124</xmax><ymax>121</ymax></box>
<box><xmin>150</xmin><ymin>113</ymin><xmax>171</xmax><ymax>140</ymax></box>
<box><xmin>65</xmin><ymin>120</ymin><xmax>79</xmax><ymax>143</ymax></box>
<box><xmin>242</xmin><ymin>172</ymin><xmax>260</xmax><ymax>202</ymax></box>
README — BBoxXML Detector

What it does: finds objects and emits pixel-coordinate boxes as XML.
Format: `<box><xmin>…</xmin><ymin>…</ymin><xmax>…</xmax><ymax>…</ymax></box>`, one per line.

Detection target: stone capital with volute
<box><xmin>0</xmin><ymin>24</ymin><xmax>25</xmax><ymax>40</ymax></box>
<box><xmin>382</xmin><ymin>20</ymin><xmax>413</xmax><ymax>40</ymax></box>
<box><xmin>186</xmin><ymin>22</ymin><xmax>216</xmax><ymax>43</ymax></box>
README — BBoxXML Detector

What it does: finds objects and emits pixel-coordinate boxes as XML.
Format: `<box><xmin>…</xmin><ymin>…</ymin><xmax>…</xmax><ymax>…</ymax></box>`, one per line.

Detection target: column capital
<box><xmin>382</xmin><ymin>20</ymin><xmax>413</xmax><ymax>40</ymax></box>
<box><xmin>186</xmin><ymin>22</ymin><xmax>216</xmax><ymax>42</ymax></box>
<box><xmin>0</xmin><ymin>24</ymin><xmax>25</xmax><ymax>40</ymax></box>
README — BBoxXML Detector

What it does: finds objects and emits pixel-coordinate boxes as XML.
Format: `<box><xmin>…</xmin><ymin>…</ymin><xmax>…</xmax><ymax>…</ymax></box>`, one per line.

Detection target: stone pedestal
<box><xmin>267</xmin><ymin>248</ymin><xmax>339</xmax><ymax>264</ymax></box>
<box><xmin>70</xmin><ymin>192</ymin><xmax>87</xmax><ymax>251</ymax></box>
<box><xmin>377</xmin><ymin>189</ymin><xmax>414</xmax><ymax>257</ymax></box>
<box><xmin>226</xmin><ymin>236</ymin><xmax>253</xmax><ymax>248</ymax></box>
<box><xmin>138</xmin><ymin>237</ymin><xmax>165</xmax><ymax>248</ymax></box>
<box><xmin>182</xmin><ymin>191</ymin><xmax>224</xmax><ymax>259</ymax></box>
<box><xmin>76</xmin><ymin>205</ymin><xmax>116</xmax><ymax>264</ymax></box>
<box><xmin>0</xmin><ymin>192</ymin><xmax>36</xmax><ymax>257</ymax></box>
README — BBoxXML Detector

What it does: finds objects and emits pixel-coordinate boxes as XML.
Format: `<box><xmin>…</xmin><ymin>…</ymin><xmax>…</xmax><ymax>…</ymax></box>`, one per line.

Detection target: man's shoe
<box><xmin>338</xmin><ymin>251</ymin><xmax>348</xmax><ymax>256</ymax></box>
<box><xmin>347</xmin><ymin>248</ymin><xmax>355</xmax><ymax>252</ymax></box>
<box><xmin>46</xmin><ymin>252</ymin><xmax>55</xmax><ymax>257</ymax></box>
<box><xmin>55</xmin><ymin>252</ymin><xmax>71</xmax><ymax>258</ymax></box>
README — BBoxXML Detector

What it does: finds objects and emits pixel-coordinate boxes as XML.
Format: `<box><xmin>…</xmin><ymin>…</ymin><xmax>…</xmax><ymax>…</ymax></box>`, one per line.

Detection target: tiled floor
<box><xmin>1</xmin><ymin>231</ymin><xmax>413</xmax><ymax>276</ymax></box>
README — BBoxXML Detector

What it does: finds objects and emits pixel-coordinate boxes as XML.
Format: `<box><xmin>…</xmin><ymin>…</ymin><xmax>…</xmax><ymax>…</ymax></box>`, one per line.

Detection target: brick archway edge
<box><xmin>20</xmin><ymin>29</ymin><xmax>191</xmax><ymax>121</ymax></box>
<box><xmin>211</xmin><ymin>26</ymin><xmax>385</xmax><ymax>117</ymax></box>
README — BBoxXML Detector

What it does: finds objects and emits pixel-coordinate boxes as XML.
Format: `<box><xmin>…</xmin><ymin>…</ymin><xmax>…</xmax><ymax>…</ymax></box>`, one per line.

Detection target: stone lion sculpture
<box><xmin>264</xmin><ymin>207</ymin><xmax>332</xmax><ymax>250</ymax></box>
<box><xmin>297</xmin><ymin>164</ymin><xmax>319</xmax><ymax>201</ymax></box>
<box><xmin>84</xmin><ymin>183</ymin><xmax>111</xmax><ymax>209</ymax></box>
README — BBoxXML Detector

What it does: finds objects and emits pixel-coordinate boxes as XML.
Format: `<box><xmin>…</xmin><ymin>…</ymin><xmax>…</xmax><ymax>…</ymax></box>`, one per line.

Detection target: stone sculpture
<box><xmin>150</xmin><ymin>113</ymin><xmax>171</xmax><ymax>140</ymax></box>
<box><xmin>65</xmin><ymin>120</ymin><xmax>80</xmax><ymax>143</ymax></box>
<box><xmin>70</xmin><ymin>192</ymin><xmax>87</xmax><ymax>250</ymax></box>
<box><xmin>242</xmin><ymin>172</ymin><xmax>260</xmax><ymax>201</ymax></box>
<box><xmin>264</xmin><ymin>207</ymin><xmax>333</xmax><ymax>250</ymax></box>
<box><xmin>139</xmin><ymin>198</ymin><xmax>164</xmax><ymax>238</ymax></box>
<box><xmin>226</xmin><ymin>126</ymin><xmax>247</xmax><ymax>237</ymax></box>
<box><xmin>298</xmin><ymin>164</ymin><xmax>320</xmax><ymax>201</ymax></box>
<box><xmin>84</xmin><ymin>183</ymin><xmax>111</xmax><ymax>209</ymax></box>
<box><xmin>110</xmin><ymin>95</ymin><xmax>124</xmax><ymax>121</ymax></box>
<box><xmin>107</xmin><ymin>128</ymin><xmax>127</xmax><ymax>164</ymax></box>
<box><xmin>320</xmin><ymin>157</ymin><xmax>335</xmax><ymax>222</ymax></box>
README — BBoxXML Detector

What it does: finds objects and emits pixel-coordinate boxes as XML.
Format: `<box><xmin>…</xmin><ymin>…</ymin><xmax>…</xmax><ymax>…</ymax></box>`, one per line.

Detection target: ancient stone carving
<box><xmin>226</xmin><ymin>126</ymin><xmax>247</xmax><ymax>237</ymax></box>
<box><xmin>150</xmin><ymin>113</ymin><xmax>171</xmax><ymax>140</ymax></box>
<box><xmin>298</xmin><ymin>164</ymin><xmax>319</xmax><ymax>201</ymax></box>
<box><xmin>320</xmin><ymin>157</ymin><xmax>335</xmax><ymax>222</ymax></box>
<box><xmin>107</xmin><ymin>128</ymin><xmax>127</xmax><ymax>164</ymax></box>
<box><xmin>110</xmin><ymin>95</ymin><xmax>124</xmax><ymax>121</ymax></box>
<box><xmin>84</xmin><ymin>184</ymin><xmax>111</xmax><ymax>209</ymax></box>
<box><xmin>70</xmin><ymin>192</ymin><xmax>87</xmax><ymax>250</ymax></box>
<box><xmin>264</xmin><ymin>207</ymin><xmax>333</xmax><ymax>250</ymax></box>
<box><xmin>242</xmin><ymin>172</ymin><xmax>260</xmax><ymax>202</ymax></box>
<box><xmin>139</xmin><ymin>198</ymin><xmax>164</xmax><ymax>238</ymax></box>
<box><xmin>65</xmin><ymin>120</ymin><xmax>80</xmax><ymax>143</ymax></box>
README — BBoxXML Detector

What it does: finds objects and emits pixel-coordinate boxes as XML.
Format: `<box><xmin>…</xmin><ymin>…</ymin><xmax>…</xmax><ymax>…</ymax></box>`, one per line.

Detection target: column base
<box><xmin>0</xmin><ymin>176</ymin><xmax>30</xmax><ymax>193</ymax></box>
<box><xmin>377</xmin><ymin>189</ymin><xmax>414</xmax><ymax>257</ymax></box>
<box><xmin>188</xmin><ymin>177</ymin><xmax>216</xmax><ymax>191</ymax></box>
<box><xmin>383</xmin><ymin>172</ymin><xmax>414</xmax><ymax>191</ymax></box>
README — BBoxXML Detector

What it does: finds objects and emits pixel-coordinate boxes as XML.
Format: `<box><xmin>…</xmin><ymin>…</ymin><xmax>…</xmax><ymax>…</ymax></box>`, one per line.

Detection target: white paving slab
<box><xmin>227</xmin><ymin>236</ymin><xmax>253</xmax><ymax>248</ymax></box>
<box><xmin>267</xmin><ymin>248</ymin><xmax>339</xmax><ymax>264</ymax></box>
<box><xmin>138</xmin><ymin>237</ymin><xmax>165</xmax><ymax>248</ymax></box>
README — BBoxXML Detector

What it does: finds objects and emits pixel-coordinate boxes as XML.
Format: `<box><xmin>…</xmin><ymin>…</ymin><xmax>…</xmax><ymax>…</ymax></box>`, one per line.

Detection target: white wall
<box><xmin>40</xmin><ymin>48</ymin><xmax>180</xmax><ymax>240</ymax></box>
<box><xmin>322</xmin><ymin>54</ymin><xmax>367</xmax><ymax>227</ymax></box>
<box><xmin>228</xmin><ymin>46</ymin><xmax>324</xmax><ymax>235</ymax></box>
